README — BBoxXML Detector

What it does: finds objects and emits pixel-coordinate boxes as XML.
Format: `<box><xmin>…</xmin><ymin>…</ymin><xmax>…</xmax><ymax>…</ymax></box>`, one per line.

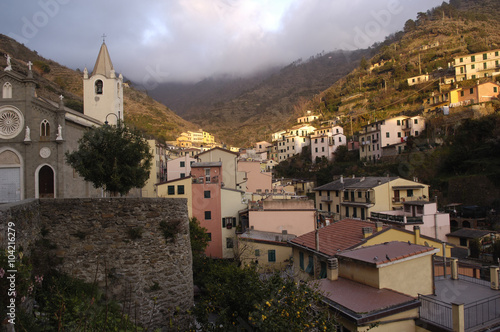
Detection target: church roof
<box><xmin>91</xmin><ymin>42</ymin><xmax>114</xmax><ymax>77</ymax></box>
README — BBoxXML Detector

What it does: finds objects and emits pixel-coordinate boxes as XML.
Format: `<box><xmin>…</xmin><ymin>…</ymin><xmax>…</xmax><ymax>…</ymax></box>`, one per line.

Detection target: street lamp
<box><xmin>105</xmin><ymin>113</ymin><xmax>119</xmax><ymax>126</ymax></box>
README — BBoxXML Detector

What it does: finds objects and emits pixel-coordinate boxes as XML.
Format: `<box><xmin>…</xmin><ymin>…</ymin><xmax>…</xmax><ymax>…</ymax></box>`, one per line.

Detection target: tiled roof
<box><xmin>338</xmin><ymin>241</ymin><xmax>437</xmax><ymax>266</ymax></box>
<box><xmin>289</xmin><ymin>219</ymin><xmax>386</xmax><ymax>256</ymax></box>
<box><xmin>191</xmin><ymin>162</ymin><xmax>222</xmax><ymax>168</ymax></box>
<box><xmin>91</xmin><ymin>42</ymin><xmax>114</xmax><ymax>77</ymax></box>
<box><xmin>314</xmin><ymin>277</ymin><xmax>417</xmax><ymax>315</ymax></box>
<box><xmin>447</xmin><ymin>228</ymin><xmax>492</xmax><ymax>239</ymax></box>
<box><xmin>314</xmin><ymin>176</ymin><xmax>398</xmax><ymax>191</ymax></box>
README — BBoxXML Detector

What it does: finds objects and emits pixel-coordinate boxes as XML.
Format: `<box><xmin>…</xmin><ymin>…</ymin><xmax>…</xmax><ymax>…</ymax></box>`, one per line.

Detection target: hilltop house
<box><xmin>453</xmin><ymin>48</ymin><xmax>500</xmax><ymax>81</ymax></box>
<box><xmin>359</xmin><ymin>115</ymin><xmax>425</xmax><ymax>161</ymax></box>
<box><xmin>449</xmin><ymin>81</ymin><xmax>500</xmax><ymax>108</ymax></box>
<box><xmin>314</xmin><ymin>176</ymin><xmax>429</xmax><ymax>222</ymax></box>
<box><xmin>310</xmin><ymin>125</ymin><xmax>346</xmax><ymax>162</ymax></box>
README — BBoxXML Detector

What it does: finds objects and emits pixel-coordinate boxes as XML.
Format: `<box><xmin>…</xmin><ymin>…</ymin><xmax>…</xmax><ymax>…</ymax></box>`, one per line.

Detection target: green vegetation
<box><xmin>193</xmin><ymin>260</ymin><xmax>337</xmax><ymax>331</ymax></box>
<box><xmin>65</xmin><ymin>122</ymin><xmax>153</xmax><ymax>196</ymax></box>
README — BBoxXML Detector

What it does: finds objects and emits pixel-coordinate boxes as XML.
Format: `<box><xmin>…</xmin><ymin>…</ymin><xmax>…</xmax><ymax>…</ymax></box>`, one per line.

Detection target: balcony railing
<box><xmin>464</xmin><ymin>295</ymin><xmax>500</xmax><ymax>330</ymax></box>
<box><xmin>419</xmin><ymin>295</ymin><xmax>453</xmax><ymax>330</ymax></box>
<box><xmin>370</xmin><ymin>212</ymin><xmax>422</xmax><ymax>224</ymax></box>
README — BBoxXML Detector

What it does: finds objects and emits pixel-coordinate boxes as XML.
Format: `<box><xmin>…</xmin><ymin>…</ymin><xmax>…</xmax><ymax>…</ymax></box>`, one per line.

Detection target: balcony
<box><xmin>370</xmin><ymin>212</ymin><xmax>422</xmax><ymax>224</ymax></box>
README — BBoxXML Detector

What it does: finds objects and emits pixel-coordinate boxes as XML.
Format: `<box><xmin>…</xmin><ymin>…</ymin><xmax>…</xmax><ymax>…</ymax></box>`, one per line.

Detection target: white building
<box><xmin>359</xmin><ymin>115</ymin><xmax>425</xmax><ymax>161</ymax></box>
<box><xmin>310</xmin><ymin>125</ymin><xmax>346</xmax><ymax>162</ymax></box>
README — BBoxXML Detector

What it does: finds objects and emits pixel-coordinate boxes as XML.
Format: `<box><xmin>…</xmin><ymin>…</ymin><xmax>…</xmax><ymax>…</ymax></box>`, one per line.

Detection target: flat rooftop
<box><xmin>432</xmin><ymin>277</ymin><xmax>500</xmax><ymax>304</ymax></box>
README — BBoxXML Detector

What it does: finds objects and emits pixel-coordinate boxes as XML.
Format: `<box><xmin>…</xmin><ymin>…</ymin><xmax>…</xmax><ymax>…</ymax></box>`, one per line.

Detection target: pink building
<box><xmin>191</xmin><ymin>162</ymin><xmax>223</xmax><ymax>258</ymax></box>
<box><xmin>248</xmin><ymin>198</ymin><xmax>317</xmax><ymax>236</ymax></box>
<box><xmin>166</xmin><ymin>155</ymin><xmax>196</xmax><ymax>181</ymax></box>
<box><xmin>237</xmin><ymin>160</ymin><xmax>272</xmax><ymax>194</ymax></box>
<box><xmin>370</xmin><ymin>201</ymin><xmax>450</xmax><ymax>242</ymax></box>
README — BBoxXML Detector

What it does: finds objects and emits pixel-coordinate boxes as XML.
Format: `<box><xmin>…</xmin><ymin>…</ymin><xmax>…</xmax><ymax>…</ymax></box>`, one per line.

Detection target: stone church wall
<box><xmin>0</xmin><ymin>197</ymin><xmax>193</xmax><ymax>330</ymax></box>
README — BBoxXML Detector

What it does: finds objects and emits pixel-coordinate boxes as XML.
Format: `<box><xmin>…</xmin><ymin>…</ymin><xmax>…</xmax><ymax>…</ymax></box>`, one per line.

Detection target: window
<box><xmin>226</xmin><ymin>238</ymin><xmax>234</xmax><ymax>249</ymax></box>
<box><xmin>460</xmin><ymin>67</ymin><xmax>464</xmax><ymax>74</ymax></box>
<box><xmin>336</xmin><ymin>205</ymin><xmax>339</xmax><ymax>213</ymax></box>
<box><xmin>180</xmin><ymin>161</ymin><xmax>185</xmax><ymax>167</ymax></box>
<box><xmin>268</xmin><ymin>250</ymin><xmax>276</xmax><ymax>263</ymax></box>
<box><xmin>460</xmin><ymin>238</ymin><xmax>467</xmax><ymax>247</ymax></box>
<box><xmin>205</xmin><ymin>168</ymin><xmax>210</xmax><ymax>182</ymax></box>
<box><xmin>299</xmin><ymin>252</ymin><xmax>304</xmax><ymax>270</ymax></box>
<box><xmin>321</xmin><ymin>147</ymin><xmax>324</xmax><ymax>152</ymax></box>
<box><xmin>2</xmin><ymin>82</ymin><xmax>12</xmax><ymax>99</ymax></box>
<box><xmin>471</xmin><ymin>55</ymin><xmax>475</xmax><ymax>62</ymax></box>
<box><xmin>471</xmin><ymin>64</ymin><xmax>475</xmax><ymax>70</ymax></box>
<box><xmin>460</xmin><ymin>57</ymin><xmax>463</xmax><ymax>63</ymax></box>
<box><xmin>397</xmin><ymin>119</ymin><xmax>401</xmax><ymax>126</ymax></box>
<box><xmin>95</xmin><ymin>79</ymin><xmax>103</xmax><ymax>94</ymax></box>
<box><xmin>496</xmin><ymin>51</ymin><xmax>499</xmax><ymax>57</ymax></box>
<box><xmin>320</xmin><ymin>261</ymin><xmax>327</xmax><ymax>279</ymax></box>
<box><xmin>398</xmin><ymin>132</ymin><xmax>401</xmax><ymax>138</ymax></box>
<box><xmin>353</xmin><ymin>207</ymin><xmax>357</xmax><ymax>218</ymax></box>
<box><xmin>180</xmin><ymin>173</ymin><xmax>185</xmax><ymax>178</ymax></box>
<box><xmin>460</xmin><ymin>91</ymin><xmax>464</xmax><ymax>97</ymax></box>
<box><xmin>470</xmin><ymin>88</ymin><xmax>474</xmax><ymax>95</ymax></box>
<box><xmin>483</xmin><ymin>53</ymin><xmax>487</xmax><ymax>60</ymax></box>
<box><xmin>167</xmin><ymin>185</ymin><xmax>175</xmax><ymax>195</ymax></box>
<box><xmin>305</xmin><ymin>255</ymin><xmax>314</xmax><ymax>275</ymax></box>
<box><xmin>315</xmin><ymin>147</ymin><xmax>318</xmax><ymax>152</ymax></box>
<box><xmin>319</xmin><ymin>203</ymin><xmax>323</xmax><ymax>211</ymax></box>
<box><xmin>40</xmin><ymin>119</ymin><xmax>50</xmax><ymax>137</ymax></box>
<box><xmin>255</xmin><ymin>249</ymin><xmax>260</xmax><ymax>256</ymax></box>
<box><xmin>495</xmin><ymin>87</ymin><xmax>498</xmax><ymax>93</ymax></box>
<box><xmin>335</xmin><ymin>190</ymin><xmax>339</xmax><ymax>197</ymax></box>
<box><xmin>177</xmin><ymin>185</ymin><xmax>185</xmax><ymax>194</ymax></box>
<box><xmin>414</xmin><ymin>119</ymin><xmax>418</xmax><ymax>124</ymax></box>
<box><xmin>345</xmin><ymin>206</ymin><xmax>349</xmax><ymax>217</ymax></box>
<box><xmin>484</xmin><ymin>63</ymin><xmax>487</xmax><ymax>70</ymax></box>
<box><xmin>207</xmin><ymin>233</ymin><xmax>212</xmax><ymax>241</ymax></box>
<box><xmin>204</xmin><ymin>211</ymin><xmax>211</xmax><ymax>220</ymax></box>
<box><xmin>415</xmin><ymin>131</ymin><xmax>419</xmax><ymax>136</ymax></box>
<box><xmin>204</xmin><ymin>190</ymin><xmax>211</xmax><ymax>198</ymax></box>
<box><xmin>407</xmin><ymin>189</ymin><xmax>414</xmax><ymax>197</ymax></box>
<box><xmin>358</xmin><ymin>191</ymin><xmax>362</xmax><ymax>198</ymax></box>
<box><xmin>386</xmin><ymin>132</ymin><xmax>390</xmax><ymax>138</ymax></box>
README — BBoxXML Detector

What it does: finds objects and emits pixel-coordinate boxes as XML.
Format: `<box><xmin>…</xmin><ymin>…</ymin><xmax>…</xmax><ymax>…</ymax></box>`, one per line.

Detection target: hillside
<box><xmin>179</xmin><ymin>49</ymin><xmax>369</xmax><ymax>146</ymax></box>
<box><xmin>0</xmin><ymin>34</ymin><xmax>198</xmax><ymax>142</ymax></box>
<box><xmin>298</xmin><ymin>0</ymin><xmax>500</xmax><ymax>134</ymax></box>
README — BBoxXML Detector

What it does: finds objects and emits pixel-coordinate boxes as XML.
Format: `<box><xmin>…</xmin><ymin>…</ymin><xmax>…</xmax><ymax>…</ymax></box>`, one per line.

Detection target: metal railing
<box><xmin>370</xmin><ymin>212</ymin><xmax>422</xmax><ymax>224</ymax></box>
<box><xmin>419</xmin><ymin>294</ymin><xmax>453</xmax><ymax>330</ymax></box>
<box><xmin>464</xmin><ymin>295</ymin><xmax>500</xmax><ymax>330</ymax></box>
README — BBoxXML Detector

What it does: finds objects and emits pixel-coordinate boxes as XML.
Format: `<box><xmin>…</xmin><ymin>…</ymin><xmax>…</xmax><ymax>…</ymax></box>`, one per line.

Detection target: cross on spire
<box><xmin>102</xmin><ymin>33</ymin><xmax>107</xmax><ymax>43</ymax></box>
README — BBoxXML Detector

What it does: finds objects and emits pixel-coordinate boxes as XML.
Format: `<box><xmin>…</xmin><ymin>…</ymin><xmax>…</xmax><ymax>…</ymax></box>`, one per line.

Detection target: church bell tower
<box><xmin>83</xmin><ymin>39</ymin><xmax>123</xmax><ymax>125</ymax></box>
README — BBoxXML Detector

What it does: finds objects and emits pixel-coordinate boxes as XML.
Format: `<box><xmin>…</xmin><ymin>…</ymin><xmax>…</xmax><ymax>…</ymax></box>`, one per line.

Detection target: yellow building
<box><xmin>314</xmin><ymin>176</ymin><xmax>429</xmax><ymax>221</ymax></box>
<box><xmin>202</xmin><ymin>131</ymin><xmax>215</xmax><ymax>144</ymax></box>
<box><xmin>156</xmin><ymin>177</ymin><xmax>193</xmax><ymax>218</ymax></box>
<box><xmin>238</xmin><ymin>230</ymin><xmax>296</xmax><ymax>272</ymax></box>
<box><xmin>141</xmin><ymin>139</ymin><xmax>167</xmax><ymax>198</ymax></box>
<box><xmin>312</xmin><ymin>242</ymin><xmax>437</xmax><ymax>331</ymax></box>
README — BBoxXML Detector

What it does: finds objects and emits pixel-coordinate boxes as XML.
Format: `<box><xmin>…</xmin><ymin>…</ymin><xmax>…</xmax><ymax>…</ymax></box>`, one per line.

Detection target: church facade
<box><xmin>0</xmin><ymin>42</ymin><xmax>123</xmax><ymax>203</ymax></box>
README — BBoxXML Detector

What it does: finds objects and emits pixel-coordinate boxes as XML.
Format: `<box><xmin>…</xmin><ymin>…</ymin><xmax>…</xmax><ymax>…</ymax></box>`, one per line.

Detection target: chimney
<box><xmin>362</xmin><ymin>227</ymin><xmax>373</xmax><ymax>238</ymax></box>
<box><xmin>491</xmin><ymin>266</ymin><xmax>499</xmax><ymax>290</ymax></box>
<box><xmin>327</xmin><ymin>258</ymin><xmax>339</xmax><ymax>281</ymax></box>
<box><xmin>414</xmin><ymin>226</ymin><xmax>421</xmax><ymax>244</ymax></box>
<box><xmin>340</xmin><ymin>175</ymin><xmax>343</xmax><ymax>184</ymax></box>
<box><xmin>375</xmin><ymin>222</ymin><xmax>383</xmax><ymax>232</ymax></box>
<box><xmin>315</xmin><ymin>229</ymin><xmax>320</xmax><ymax>252</ymax></box>
<box><xmin>451</xmin><ymin>258</ymin><xmax>459</xmax><ymax>280</ymax></box>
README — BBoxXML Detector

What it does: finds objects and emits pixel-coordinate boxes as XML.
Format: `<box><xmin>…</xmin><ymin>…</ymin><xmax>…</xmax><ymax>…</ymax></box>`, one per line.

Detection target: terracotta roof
<box><xmin>447</xmin><ymin>228</ymin><xmax>492</xmax><ymax>239</ymax></box>
<box><xmin>314</xmin><ymin>277</ymin><xmax>417</xmax><ymax>315</ymax></box>
<box><xmin>289</xmin><ymin>219</ymin><xmax>386</xmax><ymax>256</ymax></box>
<box><xmin>338</xmin><ymin>241</ymin><xmax>437</xmax><ymax>266</ymax></box>
<box><xmin>314</xmin><ymin>176</ymin><xmax>398</xmax><ymax>191</ymax></box>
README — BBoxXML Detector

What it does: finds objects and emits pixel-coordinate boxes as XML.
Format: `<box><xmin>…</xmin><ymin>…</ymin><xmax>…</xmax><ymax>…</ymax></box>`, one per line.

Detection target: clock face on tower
<box><xmin>40</xmin><ymin>147</ymin><xmax>51</xmax><ymax>158</ymax></box>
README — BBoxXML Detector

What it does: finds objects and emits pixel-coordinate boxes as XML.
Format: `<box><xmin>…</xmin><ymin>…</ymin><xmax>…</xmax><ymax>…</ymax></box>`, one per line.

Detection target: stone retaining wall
<box><xmin>0</xmin><ymin>198</ymin><xmax>193</xmax><ymax>330</ymax></box>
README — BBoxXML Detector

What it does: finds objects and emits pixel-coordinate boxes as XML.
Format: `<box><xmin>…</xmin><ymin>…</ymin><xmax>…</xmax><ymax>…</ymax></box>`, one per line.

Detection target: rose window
<box><xmin>0</xmin><ymin>108</ymin><xmax>24</xmax><ymax>139</ymax></box>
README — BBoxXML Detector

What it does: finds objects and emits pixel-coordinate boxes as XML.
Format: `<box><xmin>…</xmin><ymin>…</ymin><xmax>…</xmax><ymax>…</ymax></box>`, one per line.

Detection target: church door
<box><xmin>39</xmin><ymin>165</ymin><xmax>54</xmax><ymax>198</ymax></box>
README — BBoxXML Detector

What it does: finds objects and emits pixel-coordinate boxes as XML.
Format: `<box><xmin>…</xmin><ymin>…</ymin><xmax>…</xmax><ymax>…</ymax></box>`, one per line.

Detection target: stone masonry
<box><xmin>0</xmin><ymin>198</ymin><xmax>193</xmax><ymax>330</ymax></box>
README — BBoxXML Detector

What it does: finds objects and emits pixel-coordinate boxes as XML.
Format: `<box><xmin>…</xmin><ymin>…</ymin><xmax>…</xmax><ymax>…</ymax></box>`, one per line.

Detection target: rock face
<box><xmin>0</xmin><ymin>198</ymin><xmax>194</xmax><ymax>330</ymax></box>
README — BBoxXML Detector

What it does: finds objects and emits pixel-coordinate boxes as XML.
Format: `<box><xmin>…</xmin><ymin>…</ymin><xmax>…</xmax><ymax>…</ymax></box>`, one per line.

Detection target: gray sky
<box><xmin>1</xmin><ymin>0</ymin><xmax>443</xmax><ymax>85</ymax></box>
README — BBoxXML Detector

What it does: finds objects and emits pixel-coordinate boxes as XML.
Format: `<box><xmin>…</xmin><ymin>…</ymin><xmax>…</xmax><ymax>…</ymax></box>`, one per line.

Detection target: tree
<box><xmin>65</xmin><ymin>123</ymin><xmax>153</xmax><ymax>196</ymax></box>
<box><xmin>404</xmin><ymin>19</ymin><xmax>416</xmax><ymax>33</ymax></box>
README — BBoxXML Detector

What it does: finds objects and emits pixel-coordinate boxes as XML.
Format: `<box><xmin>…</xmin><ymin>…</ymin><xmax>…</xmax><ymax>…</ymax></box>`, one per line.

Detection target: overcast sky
<box><xmin>1</xmin><ymin>0</ymin><xmax>443</xmax><ymax>85</ymax></box>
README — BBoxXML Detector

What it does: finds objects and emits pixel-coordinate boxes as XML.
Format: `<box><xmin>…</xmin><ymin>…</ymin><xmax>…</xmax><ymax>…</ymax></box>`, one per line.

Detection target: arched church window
<box><xmin>95</xmin><ymin>80</ymin><xmax>103</xmax><ymax>94</ymax></box>
<box><xmin>40</xmin><ymin>119</ymin><xmax>50</xmax><ymax>138</ymax></box>
<box><xmin>2</xmin><ymin>82</ymin><xmax>12</xmax><ymax>99</ymax></box>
